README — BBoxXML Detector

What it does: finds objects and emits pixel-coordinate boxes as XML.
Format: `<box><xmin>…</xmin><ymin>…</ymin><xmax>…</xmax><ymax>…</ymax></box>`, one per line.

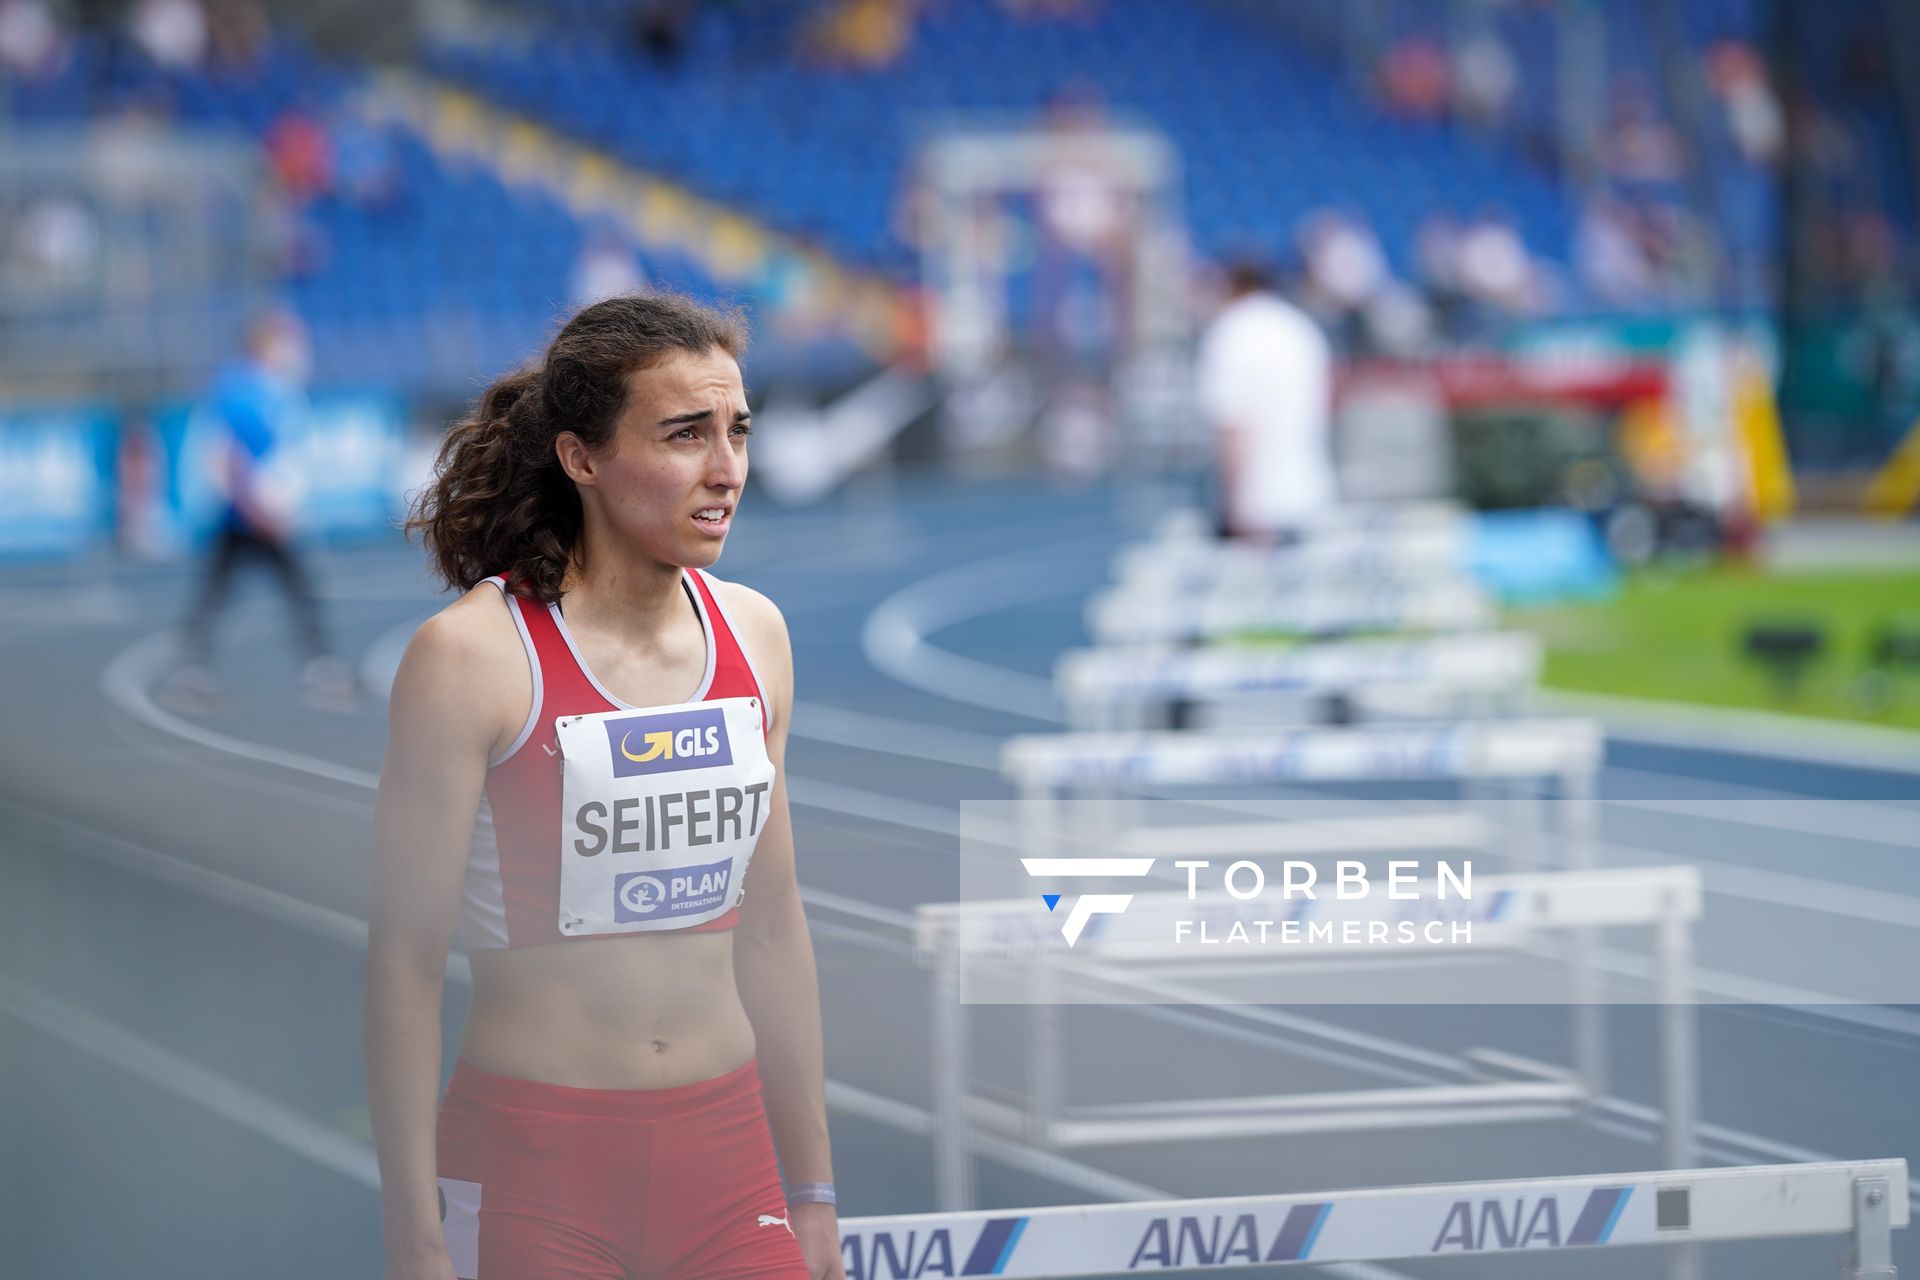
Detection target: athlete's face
<box><xmin>567</xmin><ymin>347</ymin><xmax>750</xmax><ymax>569</ymax></box>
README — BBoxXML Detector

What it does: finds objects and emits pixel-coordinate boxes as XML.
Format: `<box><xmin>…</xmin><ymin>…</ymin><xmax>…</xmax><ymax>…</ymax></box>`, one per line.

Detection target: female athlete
<box><xmin>366</xmin><ymin>294</ymin><xmax>841</xmax><ymax>1280</ymax></box>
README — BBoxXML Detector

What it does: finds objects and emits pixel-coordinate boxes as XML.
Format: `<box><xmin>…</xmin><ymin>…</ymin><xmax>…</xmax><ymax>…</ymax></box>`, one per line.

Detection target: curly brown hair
<box><xmin>408</xmin><ymin>293</ymin><xmax>749</xmax><ymax>603</ymax></box>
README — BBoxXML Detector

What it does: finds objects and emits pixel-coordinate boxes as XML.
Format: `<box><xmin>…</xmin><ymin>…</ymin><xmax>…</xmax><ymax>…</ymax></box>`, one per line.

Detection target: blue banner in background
<box><xmin>1469</xmin><ymin>509</ymin><xmax>1618</xmax><ymax>604</ymax></box>
<box><xmin>0</xmin><ymin>406</ymin><xmax>116</xmax><ymax>560</ymax></box>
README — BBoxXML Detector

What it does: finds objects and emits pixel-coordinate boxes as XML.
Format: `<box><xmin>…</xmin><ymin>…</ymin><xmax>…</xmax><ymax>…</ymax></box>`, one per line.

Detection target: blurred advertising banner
<box><xmin>0</xmin><ymin>406</ymin><xmax>116</xmax><ymax>560</ymax></box>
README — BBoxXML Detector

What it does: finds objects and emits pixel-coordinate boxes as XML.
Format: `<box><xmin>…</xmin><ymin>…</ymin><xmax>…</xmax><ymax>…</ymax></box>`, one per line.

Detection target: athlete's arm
<box><xmin>726</xmin><ymin>585</ymin><xmax>843</xmax><ymax>1279</ymax></box>
<box><xmin>365</xmin><ymin>589</ymin><xmax>525</xmax><ymax>1277</ymax></box>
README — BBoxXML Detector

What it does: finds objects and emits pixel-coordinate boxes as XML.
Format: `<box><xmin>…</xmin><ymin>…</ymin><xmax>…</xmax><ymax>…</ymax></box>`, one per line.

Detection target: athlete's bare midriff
<box><xmin>459</xmin><ymin>932</ymin><xmax>755</xmax><ymax>1090</ymax></box>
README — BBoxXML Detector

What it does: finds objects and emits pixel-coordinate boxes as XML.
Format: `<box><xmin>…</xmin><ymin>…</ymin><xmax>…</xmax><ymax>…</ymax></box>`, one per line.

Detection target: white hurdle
<box><xmin>1086</xmin><ymin>579</ymin><xmax>1494</xmax><ymax>644</ymax></box>
<box><xmin>1057</xmin><ymin>632</ymin><xmax>1543</xmax><ymax>729</ymax></box>
<box><xmin>919</xmin><ymin>864</ymin><xmax>1697</xmax><ymax>1216</ymax></box>
<box><xmin>839</xmin><ymin>1159</ymin><xmax>1908</xmax><ymax>1278</ymax></box>
<box><xmin>1146</xmin><ymin>502</ymin><xmax>1470</xmax><ymax>544</ymax></box>
<box><xmin>1111</xmin><ymin>522</ymin><xmax>1469</xmax><ymax>592</ymax></box>
<box><xmin>940</xmin><ymin>722</ymin><xmax>1676</xmax><ymax>1225</ymax></box>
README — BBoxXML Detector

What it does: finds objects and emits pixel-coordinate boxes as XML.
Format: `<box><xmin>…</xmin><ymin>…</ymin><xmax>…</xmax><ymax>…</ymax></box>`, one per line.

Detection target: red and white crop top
<box><xmin>458</xmin><ymin>568</ymin><xmax>772</xmax><ymax>950</ymax></box>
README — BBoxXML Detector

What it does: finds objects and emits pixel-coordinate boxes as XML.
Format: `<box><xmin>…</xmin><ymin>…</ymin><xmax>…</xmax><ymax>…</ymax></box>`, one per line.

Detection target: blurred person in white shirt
<box><xmin>0</xmin><ymin>0</ymin><xmax>64</xmax><ymax>77</ymax></box>
<box><xmin>129</xmin><ymin>0</ymin><xmax>206</xmax><ymax>69</ymax></box>
<box><xmin>1196</xmin><ymin>260</ymin><xmax>1337</xmax><ymax>540</ymax></box>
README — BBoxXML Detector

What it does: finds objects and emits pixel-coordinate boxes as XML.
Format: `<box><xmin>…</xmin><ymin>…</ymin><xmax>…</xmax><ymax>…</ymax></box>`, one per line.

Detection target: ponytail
<box><xmin>407</xmin><ymin>293</ymin><xmax>748</xmax><ymax>603</ymax></box>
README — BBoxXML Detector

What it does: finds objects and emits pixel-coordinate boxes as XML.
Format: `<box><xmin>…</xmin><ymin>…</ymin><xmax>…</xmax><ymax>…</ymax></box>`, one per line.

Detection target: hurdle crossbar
<box><xmin>1086</xmin><ymin>580</ymin><xmax>1493</xmax><ymax>644</ymax></box>
<box><xmin>1149</xmin><ymin>502</ymin><xmax>1468</xmax><ymax>544</ymax></box>
<box><xmin>1111</xmin><ymin>526</ymin><xmax>1468</xmax><ymax>590</ymax></box>
<box><xmin>1003</xmin><ymin>719</ymin><xmax>1601</xmax><ymax>788</ymax></box>
<box><xmin>839</xmin><ymin>1159</ymin><xmax>1908</xmax><ymax>1278</ymax></box>
<box><xmin>918</xmin><ymin>865</ymin><xmax>1700</xmax><ymax>961</ymax></box>
<box><xmin>1057</xmin><ymin>633</ymin><xmax>1542</xmax><ymax>730</ymax></box>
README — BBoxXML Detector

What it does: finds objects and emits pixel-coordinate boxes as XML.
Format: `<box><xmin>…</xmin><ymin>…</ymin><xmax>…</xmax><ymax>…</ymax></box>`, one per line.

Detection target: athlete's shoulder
<box><xmin>701</xmin><ymin>572</ymin><xmax>791</xmax><ymax>705</ymax></box>
<box><xmin>407</xmin><ymin>581</ymin><xmax>527</xmax><ymax>685</ymax></box>
<box><xmin>702</xmin><ymin>572</ymin><xmax>789</xmax><ymax>645</ymax></box>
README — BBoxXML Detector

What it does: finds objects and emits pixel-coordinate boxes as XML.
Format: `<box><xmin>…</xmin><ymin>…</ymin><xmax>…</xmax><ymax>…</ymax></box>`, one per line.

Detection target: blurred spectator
<box><xmin>1454</xmin><ymin>210</ymin><xmax>1537</xmax><ymax>315</ymax></box>
<box><xmin>204</xmin><ymin>0</ymin><xmax>266</xmax><ymax>71</ymax></box>
<box><xmin>802</xmin><ymin>0</ymin><xmax>914</xmax><ymax>70</ymax></box>
<box><xmin>1575</xmin><ymin>194</ymin><xmax>1659</xmax><ymax>309</ymax></box>
<box><xmin>569</xmin><ymin>226</ymin><xmax>650</xmax><ymax>308</ymax></box>
<box><xmin>0</xmin><ymin>0</ymin><xmax>65</xmax><ymax>78</ymax></box>
<box><xmin>1416</xmin><ymin>211</ymin><xmax>1467</xmax><ymax>333</ymax></box>
<box><xmin>164</xmin><ymin>309</ymin><xmax>356</xmax><ymax>713</ymax></box>
<box><xmin>1378</xmin><ymin>35</ymin><xmax>1450</xmax><ymax>121</ymax></box>
<box><xmin>330</xmin><ymin>115</ymin><xmax>404</xmax><ymax>212</ymax></box>
<box><xmin>1453</xmin><ymin>28</ymin><xmax>1516</xmax><ymax>131</ymax></box>
<box><xmin>10</xmin><ymin>195</ymin><xmax>100</xmax><ymax>291</ymax></box>
<box><xmin>1361</xmin><ymin>281</ymin><xmax>1437</xmax><ymax>357</ymax></box>
<box><xmin>1196</xmin><ymin>260</ymin><xmax>1336</xmax><ymax>539</ymax></box>
<box><xmin>1604</xmin><ymin>76</ymin><xmax>1685</xmax><ymax>185</ymax></box>
<box><xmin>1638</xmin><ymin>202</ymin><xmax>1716</xmax><ymax>305</ymax></box>
<box><xmin>129</xmin><ymin>0</ymin><xmax>207</xmax><ymax>70</ymax></box>
<box><xmin>1298</xmin><ymin>210</ymin><xmax>1389</xmax><ymax>336</ymax></box>
<box><xmin>265</xmin><ymin>108</ymin><xmax>334</xmax><ymax>202</ymax></box>
<box><xmin>1705</xmin><ymin>40</ymin><xmax>1783</xmax><ymax>167</ymax></box>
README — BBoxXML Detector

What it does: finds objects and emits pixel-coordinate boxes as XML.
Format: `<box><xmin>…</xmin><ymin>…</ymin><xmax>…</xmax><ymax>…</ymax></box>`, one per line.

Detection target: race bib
<box><xmin>554</xmin><ymin>697</ymin><xmax>773</xmax><ymax>937</ymax></box>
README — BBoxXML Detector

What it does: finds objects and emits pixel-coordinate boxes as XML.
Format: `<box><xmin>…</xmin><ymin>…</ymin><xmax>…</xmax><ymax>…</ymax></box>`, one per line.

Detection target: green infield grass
<box><xmin>1511</xmin><ymin>566</ymin><xmax>1920</xmax><ymax>730</ymax></box>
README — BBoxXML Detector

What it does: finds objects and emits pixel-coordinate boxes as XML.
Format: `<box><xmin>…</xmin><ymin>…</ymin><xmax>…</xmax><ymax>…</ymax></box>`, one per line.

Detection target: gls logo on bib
<box><xmin>605</xmin><ymin>707</ymin><xmax>733</xmax><ymax>778</ymax></box>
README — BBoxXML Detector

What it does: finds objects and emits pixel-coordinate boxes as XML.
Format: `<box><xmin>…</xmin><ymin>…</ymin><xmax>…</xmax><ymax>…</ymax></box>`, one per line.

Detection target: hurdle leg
<box><xmin>1848</xmin><ymin>1176</ymin><xmax>1898</xmax><ymax>1279</ymax></box>
<box><xmin>1562</xmin><ymin>766</ymin><xmax>1609</xmax><ymax>1109</ymax></box>
<box><xmin>931</xmin><ymin>944</ymin><xmax>975</xmax><ymax>1211</ymax></box>
<box><xmin>1659</xmin><ymin>900</ymin><xmax>1702</xmax><ymax>1280</ymax></box>
<box><xmin>1104</xmin><ymin>697</ymin><xmax>1148</xmax><ymax>841</ymax></box>
<box><xmin>1027</xmin><ymin>951</ymin><xmax>1063</xmax><ymax>1146</ymax></box>
<box><xmin>1022</xmin><ymin>779</ymin><xmax>1055</xmax><ymax>862</ymax></box>
<box><xmin>1657</xmin><ymin>905</ymin><xmax>1698</xmax><ymax>1171</ymax></box>
<box><xmin>1510</xmin><ymin>777</ymin><xmax>1544</xmax><ymax>874</ymax></box>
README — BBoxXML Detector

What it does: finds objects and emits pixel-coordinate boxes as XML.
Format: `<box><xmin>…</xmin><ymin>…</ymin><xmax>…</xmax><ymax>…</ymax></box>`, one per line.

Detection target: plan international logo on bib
<box><xmin>614</xmin><ymin>860</ymin><xmax>733</xmax><ymax>921</ymax></box>
<box><xmin>605</xmin><ymin>707</ymin><xmax>732</xmax><ymax>777</ymax></box>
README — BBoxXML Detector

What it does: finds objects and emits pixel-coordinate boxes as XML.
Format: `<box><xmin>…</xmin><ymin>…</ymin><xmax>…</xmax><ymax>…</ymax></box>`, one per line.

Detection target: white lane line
<box><xmin>0</xmin><ymin>971</ymin><xmax>382</xmax><ymax>1190</ymax></box>
<box><xmin>793</xmin><ymin>700</ymin><xmax>1002</xmax><ymax>769</ymax></box>
<box><xmin>103</xmin><ymin>631</ymin><xmax>381</xmax><ymax>791</ymax></box>
<box><xmin>860</xmin><ymin>538</ymin><xmax>1114</xmax><ymax>720</ymax></box>
<box><xmin>786</xmin><ymin>776</ymin><xmax>962</xmax><ymax>839</ymax></box>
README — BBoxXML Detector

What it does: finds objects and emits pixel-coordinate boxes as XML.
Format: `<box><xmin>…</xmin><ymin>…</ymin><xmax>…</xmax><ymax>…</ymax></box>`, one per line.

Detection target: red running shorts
<box><xmin>435</xmin><ymin>1056</ymin><xmax>809</xmax><ymax>1279</ymax></box>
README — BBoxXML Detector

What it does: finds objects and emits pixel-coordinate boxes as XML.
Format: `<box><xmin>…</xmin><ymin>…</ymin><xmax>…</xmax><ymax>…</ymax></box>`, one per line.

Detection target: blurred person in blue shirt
<box><xmin>166</xmin><ymin>308</ymin><xmax>356</xmax><ymax>711</ymax></box>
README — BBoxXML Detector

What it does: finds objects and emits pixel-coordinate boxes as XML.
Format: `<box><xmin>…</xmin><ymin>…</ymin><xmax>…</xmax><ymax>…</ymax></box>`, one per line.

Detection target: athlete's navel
<box><xmin>649</xmin><ymin>1039</ymin><xmax>669</xmax><ymax>1055</ymax></box>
